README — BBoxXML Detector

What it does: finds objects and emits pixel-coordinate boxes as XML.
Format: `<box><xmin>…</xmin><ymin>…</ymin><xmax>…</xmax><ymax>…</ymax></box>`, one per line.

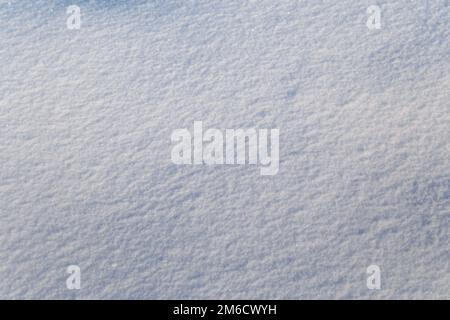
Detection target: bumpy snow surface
<box><xmin>0</xmin><ymin>0</ymin><xmax>449</xmax><ymax>299</ymax></box>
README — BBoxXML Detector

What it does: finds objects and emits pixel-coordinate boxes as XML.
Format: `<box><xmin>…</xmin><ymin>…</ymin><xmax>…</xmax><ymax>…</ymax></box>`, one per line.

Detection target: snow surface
<box><xmin>0</xmin><ymin>0</ymin><xmax>449</xmax><ymax>299</ymax></box>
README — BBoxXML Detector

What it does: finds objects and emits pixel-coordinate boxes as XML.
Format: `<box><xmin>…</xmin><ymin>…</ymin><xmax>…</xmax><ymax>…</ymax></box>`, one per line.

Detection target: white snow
<box><xmin>0</xmin><ymin>0</ymin><xmax>448</xmax><ymax>299</ymax></box>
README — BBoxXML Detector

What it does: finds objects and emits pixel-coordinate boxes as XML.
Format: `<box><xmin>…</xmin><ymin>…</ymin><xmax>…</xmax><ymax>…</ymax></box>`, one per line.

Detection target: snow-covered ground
<box><xmin>0</xmin><ymin>0</ymin><xmax>448</xmax><ymax>299</ymax></box>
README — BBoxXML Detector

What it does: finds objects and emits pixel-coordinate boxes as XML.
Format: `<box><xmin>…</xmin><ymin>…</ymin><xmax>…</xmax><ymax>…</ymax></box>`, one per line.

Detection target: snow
<box><xmin>0</xmin><ymin>0</ymin><xmax>448</xmax><ymax>299</ymax></box>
